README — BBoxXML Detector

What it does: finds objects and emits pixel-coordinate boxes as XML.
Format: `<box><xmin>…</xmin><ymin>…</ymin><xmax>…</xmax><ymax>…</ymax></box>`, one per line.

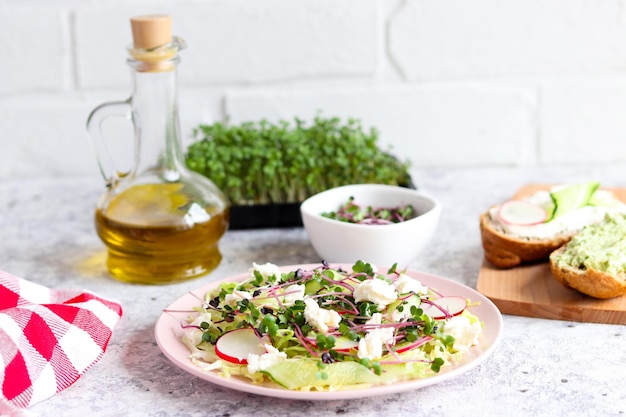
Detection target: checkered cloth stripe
<box><xmin>0</xmin><ymin>270</ymin><xmax>122</xmax><ymax>414</ymax></box>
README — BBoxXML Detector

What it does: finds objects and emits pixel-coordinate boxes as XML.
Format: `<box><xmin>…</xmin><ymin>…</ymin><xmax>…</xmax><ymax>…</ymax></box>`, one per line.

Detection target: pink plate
<box><xmin>154</xmin><ymin>263</ymin><xmax>503</xmax><ymax>400</ymax></box>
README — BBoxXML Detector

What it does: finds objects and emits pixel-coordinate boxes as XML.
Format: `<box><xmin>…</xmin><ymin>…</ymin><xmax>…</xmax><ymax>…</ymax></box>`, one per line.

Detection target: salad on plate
<box><xmin>178</xmin><ymin>260</ymin><xmax>483</xmax><ymax>391</ymax></box>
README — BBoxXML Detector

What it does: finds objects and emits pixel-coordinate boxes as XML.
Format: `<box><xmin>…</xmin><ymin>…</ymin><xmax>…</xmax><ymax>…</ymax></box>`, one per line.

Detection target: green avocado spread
<box><xmin>554</xmin><ymin>213</ymin><xmax>626</xmax><ymax>275</ymax></box>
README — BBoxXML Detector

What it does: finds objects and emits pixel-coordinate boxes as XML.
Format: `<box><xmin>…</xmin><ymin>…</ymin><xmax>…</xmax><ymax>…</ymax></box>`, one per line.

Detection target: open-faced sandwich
<box><xmin>479</xmin><ymin>181</ymin><xmax>626</xmax><ymax>269</ymax></box>
<box><xmin>549</xmin><ymin>213</ymin><xmax>626</xmax><ymax>299</ymax></box>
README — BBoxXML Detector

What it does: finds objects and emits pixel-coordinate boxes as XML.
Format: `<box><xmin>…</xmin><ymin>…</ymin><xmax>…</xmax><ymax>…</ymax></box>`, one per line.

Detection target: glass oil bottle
<box><xmin>87</xmin><ymin>15</ymin><xmax>229</xmax><ymax>284</ymax></box>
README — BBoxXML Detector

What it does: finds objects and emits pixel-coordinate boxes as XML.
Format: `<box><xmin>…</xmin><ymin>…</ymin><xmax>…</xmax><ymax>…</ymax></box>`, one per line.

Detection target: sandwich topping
<box><xmin>552</xmin><ymin>213</ymin><xmax>626</xmax><ymax>276</ymax></box>
<box><xmin>488</xmin><ymin>182</ymin><xmax>626</xmax><ymax>240</ymax></box>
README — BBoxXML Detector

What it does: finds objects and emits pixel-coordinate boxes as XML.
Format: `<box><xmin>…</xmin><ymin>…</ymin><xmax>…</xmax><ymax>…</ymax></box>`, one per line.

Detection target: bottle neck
<box><xmin>128</xmin><ymin>55</ymin><xmax>186</xmax><ymax>181</ymax></box>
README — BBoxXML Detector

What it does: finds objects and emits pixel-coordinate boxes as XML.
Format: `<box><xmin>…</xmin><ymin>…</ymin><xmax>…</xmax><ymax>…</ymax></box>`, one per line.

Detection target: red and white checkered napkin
<box><xmin>0</xmin><ymin>270</ymin><xmax>123</xmax><ymax>415</ymax></box>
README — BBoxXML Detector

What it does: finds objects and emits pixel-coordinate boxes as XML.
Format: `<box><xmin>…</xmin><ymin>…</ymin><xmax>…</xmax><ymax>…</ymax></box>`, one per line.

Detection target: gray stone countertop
<box><xmin>1</xmin><ymin>165</ymin><xmax>625</xmax><ymax>417</ymax></box>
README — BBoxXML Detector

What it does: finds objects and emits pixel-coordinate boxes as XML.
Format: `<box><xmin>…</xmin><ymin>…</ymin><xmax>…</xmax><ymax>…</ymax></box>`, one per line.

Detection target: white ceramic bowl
<box><xmin>300</xmin><ymin>184</ymin><xmax>441</xmax><ymax>268</ymax></box>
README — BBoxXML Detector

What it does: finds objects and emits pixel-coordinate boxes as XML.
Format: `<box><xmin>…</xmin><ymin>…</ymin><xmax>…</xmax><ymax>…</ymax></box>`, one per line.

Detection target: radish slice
<box><xmin>497</xmin><ymin>200</ymin><xmax>547</xmax><ymax>226</ymax></box>
<box><xmin>215</xmin><ymin>328</ymin><xmax>269</xmax><ymax>364</ymax></box>
<box><xmin>421</xmin><ymin>296</ymin><xmax>466</xmax><ymax>319</ymax></box>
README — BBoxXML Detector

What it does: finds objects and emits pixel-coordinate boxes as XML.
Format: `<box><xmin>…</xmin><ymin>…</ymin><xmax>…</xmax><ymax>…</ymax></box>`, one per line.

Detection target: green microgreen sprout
<box><xmin>315</xmin><ymin>334</ymin><xmax>336</xmax><ymax>351</ymax></box>
<box><xmin>316</xmin><ymin>360</ymin><xmax>329</xmax><ymax>380</ymax></box>
<box><xmin>352</xmin><ymin>260</ymin><xmax>376</xmax><ymax>277</ymax></box>
<box><xmin>430</xmin><ymin>357</ymin><xmax>445</xmax><ymax>373</ymax></box>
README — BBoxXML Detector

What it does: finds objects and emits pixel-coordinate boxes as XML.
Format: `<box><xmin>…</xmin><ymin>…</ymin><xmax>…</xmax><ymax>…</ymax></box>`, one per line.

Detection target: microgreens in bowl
<box><xmin>300</xmin><ymin>184</ymin><xmax>441</xmax><ymax>265</ymax></box>
<box><xmin>322</xmin><ymin>196</ymin><xmax>416</xmax><ymax>225</ymax></box>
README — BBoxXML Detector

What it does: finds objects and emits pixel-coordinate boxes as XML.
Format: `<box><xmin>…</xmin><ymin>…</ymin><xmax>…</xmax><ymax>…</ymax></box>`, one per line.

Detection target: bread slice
<box><xmin>479</xmin><ymin>209</ymin><xmax>573</xmax><ymax>269</ymax></box>
<box><xmin>550</xmin><ymin>246</ymin><xmax>626</xmax><ymax>299</ymax></box>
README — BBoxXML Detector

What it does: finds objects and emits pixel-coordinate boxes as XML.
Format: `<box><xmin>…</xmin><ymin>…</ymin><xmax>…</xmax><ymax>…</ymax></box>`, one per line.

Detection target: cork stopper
<box><xmin>130</xmin><ymin>15</ymin><xmax>172</xmax><ymax>50</ymax></box>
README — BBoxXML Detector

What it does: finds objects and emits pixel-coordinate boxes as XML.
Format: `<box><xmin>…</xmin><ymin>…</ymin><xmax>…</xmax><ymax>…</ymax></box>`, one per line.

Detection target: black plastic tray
<box><xmin>228</xmin><ymin>179</ymin><xmax>417</xmax><ymax>230</ymax></box>
<box><xmin>229</xmin><ymin>203</ymin><xmax>304</xmax><ymax>229</ymax></box>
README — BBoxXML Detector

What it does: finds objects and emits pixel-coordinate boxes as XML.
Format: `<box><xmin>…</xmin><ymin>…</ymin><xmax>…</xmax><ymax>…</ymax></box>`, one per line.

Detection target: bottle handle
<box><xmin>86</xmin><ymin>100</ymin><xmax>133</xmax><ymax>187</ymax></box>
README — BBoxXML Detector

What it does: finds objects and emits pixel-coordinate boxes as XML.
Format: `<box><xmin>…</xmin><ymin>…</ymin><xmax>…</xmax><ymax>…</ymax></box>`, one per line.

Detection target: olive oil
<box><xmin>86</xmin><ymin>15</ymin><xmax>230</xmax><ymax>284</ymax></box>
<box><xmin>95</xmin><ymin>183</ymin><xmax>229</xmax><ymax>284</ymax></box>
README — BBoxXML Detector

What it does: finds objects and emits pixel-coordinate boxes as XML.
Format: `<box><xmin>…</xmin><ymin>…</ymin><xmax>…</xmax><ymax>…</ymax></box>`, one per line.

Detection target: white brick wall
<box><xmin>1</xmin><ymin>0</ymin><xmax>625</xmax><ymax>181</ymax></box>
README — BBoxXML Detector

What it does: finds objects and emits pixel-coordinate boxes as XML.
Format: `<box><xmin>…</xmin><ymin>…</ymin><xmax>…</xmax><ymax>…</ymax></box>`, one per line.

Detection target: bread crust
<box><xmin>549</xmin><ymin>246</ymin><xmax>626</xmax><ymax>299</ymax></box>
<box><xmin>479</xmin><ymin>210</ymin><xmax>573</xmax><ymax>269</ymax></box>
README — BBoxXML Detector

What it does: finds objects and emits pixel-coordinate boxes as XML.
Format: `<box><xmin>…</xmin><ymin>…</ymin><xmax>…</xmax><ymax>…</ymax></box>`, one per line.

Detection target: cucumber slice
<box><xmin>261</xmin><ymin>357</ymin><xmax>433</xmax><ymax>389</ymax></box>
<box><xmin>589</xmin><ymin>190</ymin><xmax>621</xmax><ymax>207</ymax></box>
<box><xmin>548</xmin><ymin>181</ymin><xmax>599</xmax><ymax>221</ymax></box>
<box><xmin>261</xmin><ymin>359</ymin><xmax>379</xmax><ymax>389</ymax></box>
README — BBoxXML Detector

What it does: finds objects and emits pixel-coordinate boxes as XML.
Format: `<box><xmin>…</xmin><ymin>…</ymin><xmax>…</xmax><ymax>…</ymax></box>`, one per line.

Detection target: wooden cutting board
<box><xmin>476</xmin><ymin>184</ymin><xmax>626</xmax><ymax>324</ymax></box>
